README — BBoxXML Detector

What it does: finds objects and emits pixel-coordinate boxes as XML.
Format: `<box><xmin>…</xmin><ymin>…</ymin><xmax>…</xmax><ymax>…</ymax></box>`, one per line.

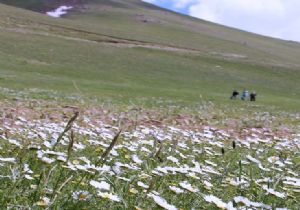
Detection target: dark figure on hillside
<box><xmin>250</xmin><ymin>91</ymin><xmax>257</xmax><ymax>101</ymax></box>
<box><xmin>241</xmin><ymin>89</ymin><xmax>249</xmax><ymax>100</ymax></box>
<box><xmin>230</xmin><ymin>90</ymin><xmax>239</xmax><ymax>99</ymax></box>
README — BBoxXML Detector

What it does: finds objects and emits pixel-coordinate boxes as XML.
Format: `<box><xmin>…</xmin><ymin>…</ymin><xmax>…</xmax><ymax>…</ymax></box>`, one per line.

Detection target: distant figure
<box><xmin>230</xmin><ymin>90</ymin><xmax>239</xmax><ymax>99</ymax></box>
<box><xmin>250</xmin><ymin>91</ymin><xmax>257</xmax><ymax>101</ymax></box>
<box><xmin>241</xmin><ymin>89</ymin><xmax>249</xmax><ymax>100</ymax></box>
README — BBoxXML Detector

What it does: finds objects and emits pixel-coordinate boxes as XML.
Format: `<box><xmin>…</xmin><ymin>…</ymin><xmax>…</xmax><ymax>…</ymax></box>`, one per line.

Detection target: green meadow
<box><xmin>0</xmin><ymin>1</ymin><xmax>299</xmax><ymax>209</ymax></box>
<box><xmin>0</xmin><ymin>1</ymin><xmax>299</xmax><ymax>110</ymax></box>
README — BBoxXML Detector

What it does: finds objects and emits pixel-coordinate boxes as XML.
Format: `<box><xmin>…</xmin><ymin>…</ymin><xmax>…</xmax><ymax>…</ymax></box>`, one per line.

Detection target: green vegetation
<box><xmin>0</xmin><ymin>1</ymin><xmax>299</xmax><ymax>110</ymax></box>
<box><xmin>0</xmin><ymin>1</ymin><xmax>299</xmax><ymax>209</ymax></box>
<box><xmin>0</xmin><ymin>101</ymin><xmax>299</xmax><ymax>210</ymax></box>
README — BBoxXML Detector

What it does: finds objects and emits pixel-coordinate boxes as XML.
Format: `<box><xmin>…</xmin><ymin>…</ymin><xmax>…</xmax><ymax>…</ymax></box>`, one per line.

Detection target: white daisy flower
<box><xmin>203</xmin><ymin>195</ymin><xmax>227</xmax><ymax>209</ymax></box>
<box><xmin>90</xmin><ymin>180</ymin><xmax>110</xmax><ymax>191</ymax></box>
<box><xmin>24</xmin><ymin>174</ymin><xmax>34</xmax><ymax>180</ymax></box>
<box><xmin>234</xmin><ymin>196</ymin><xmax>271</xmax><ymax>209</ymax></box>
<box><xmin>167</xmin><ymin>156</ymin><xmax>179</xmax><ymax>164</ymax></box>
<box><xmin>98</xmin><ymin>192</ymin><xmax>121</xmax><ymax>202</ymax></box>
<box><xmin>0</xmin><ymin>157</ymin><xmax>16</xmax><ymax>163</ymax></box>
<box><xmin>262</xmin><ymin>185</ymin><xmax>286</xmax><ymax>198</ymax></box>
<box><xmin>132</xmin><ymin>155</ymin><xmax>143</xmax><ymax>164</ymax></box>
<box><xmin>36</xmin><ymin>197</ymin><xmax>51</xmax><ymax>207</ymax></box>
<box><xmin>72</xmin><ymin>191</ymin><xmax>91</xmax><ymax>201</ymax></box>
<box><xmin>169</xmin><ymin>186</ymin><xmax>184</xmax><ymax>194</ymax></box>
<box><xmin>203</xmin><ymin>180</ymin><xmax>213</xmax><ymax>190</ymax></box>
<box><xmin>148</xmin><ymin>193</ymin><xmax>178</xmax><ymax>210</ymax></box>
<box><xmin>137</xmin><ymin>181</ymin><xmax>149</xmax><ymax>189</ymax></box>
<box><xmin>179</xmin><ymin>181</ymin><xmax>199</xmax><ymax>193</ymax></box>
<box><xmin>41</xmin><ymin>157</ymin><xmax>56</xmax><ymax>164</ymax></box>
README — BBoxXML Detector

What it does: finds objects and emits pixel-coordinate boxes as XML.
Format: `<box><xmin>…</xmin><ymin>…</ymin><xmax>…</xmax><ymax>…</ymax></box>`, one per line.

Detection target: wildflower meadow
<box><xmin>0</xmin><ymin>100</ymin><xmax>299</xmax><ymax>210</ymax></box>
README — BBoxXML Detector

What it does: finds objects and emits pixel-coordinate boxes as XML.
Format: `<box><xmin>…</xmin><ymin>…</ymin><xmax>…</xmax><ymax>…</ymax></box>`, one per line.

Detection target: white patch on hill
<box><xmin>46</xmin><ymin>6</ymin><xmax>73</xmax><ymax>18</ymax></box>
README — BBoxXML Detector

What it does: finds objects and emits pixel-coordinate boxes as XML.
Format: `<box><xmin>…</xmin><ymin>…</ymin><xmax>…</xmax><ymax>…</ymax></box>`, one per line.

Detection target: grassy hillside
<box><xmin>0</xmin><ymin>1</ymin><xmax>299</xmax><ymax>110</ymax></box>
<box><xmin>0</xmin><ymin>0</ymin><xmax>82</xmax><ymax>11</ymax></box>
<box><xmin>0</xmin><ymin>2</ymin><xmax>299</xmax><ymax>209</ymax></box>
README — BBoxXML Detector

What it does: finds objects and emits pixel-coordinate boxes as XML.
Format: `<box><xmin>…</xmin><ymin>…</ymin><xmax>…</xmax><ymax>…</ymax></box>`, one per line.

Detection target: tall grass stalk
<box><xmin>53</xmin><ymin>111</ymin><xmax>79</xmax><ymax>149</ymax></box>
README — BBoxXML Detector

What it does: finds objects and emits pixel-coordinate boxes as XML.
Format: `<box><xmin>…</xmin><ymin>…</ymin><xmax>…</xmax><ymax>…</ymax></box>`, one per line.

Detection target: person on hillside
<box><xmin>250</xmin><ymin>91</ymin><xmax>257</xmax><ymax>101</ymax></box>
<box><xmin>230</xmin><ymin>90</ymin><xmax>239</xmax><ymax>99</ymax></box>
<box><xmin>241</xmin><ymin>89</ymin><xmax>249</xmax><ymax>100</ymax></box>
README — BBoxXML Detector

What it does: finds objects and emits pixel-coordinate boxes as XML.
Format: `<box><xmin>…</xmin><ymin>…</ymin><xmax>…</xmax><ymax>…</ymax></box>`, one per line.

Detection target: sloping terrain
<box><xmin>0</xmin><ymin>0</ymin><xmax>300</xmax><ymax>109</ymax></box>
<box><xmin>0</xmin><ymin>2</ymin><xmax>299</xmax><ymax>209</ymax></box>
<box><xmin>0</xmin><ymin>0</ymin><xmax>82</xmax><ymax>11</ymax></box>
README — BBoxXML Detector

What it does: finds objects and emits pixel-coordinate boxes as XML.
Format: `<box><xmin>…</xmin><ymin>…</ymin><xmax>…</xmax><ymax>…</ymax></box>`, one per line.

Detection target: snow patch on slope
<box><xmin>46</xmin><ymin>6</ymin><xmax>73</xmax><ymax>18</ymax></box>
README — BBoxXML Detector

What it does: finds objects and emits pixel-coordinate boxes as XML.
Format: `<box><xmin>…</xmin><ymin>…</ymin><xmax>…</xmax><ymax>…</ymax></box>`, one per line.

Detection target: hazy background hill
<box><xmin>0</xmin><ymin>0</ymin><xmax>299</xmax><ymax>109</ymax></box>
<box><xmin>0</xmin><ymin>0</ymin><xmax>83</xmax><ymax>11</ymax></box>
